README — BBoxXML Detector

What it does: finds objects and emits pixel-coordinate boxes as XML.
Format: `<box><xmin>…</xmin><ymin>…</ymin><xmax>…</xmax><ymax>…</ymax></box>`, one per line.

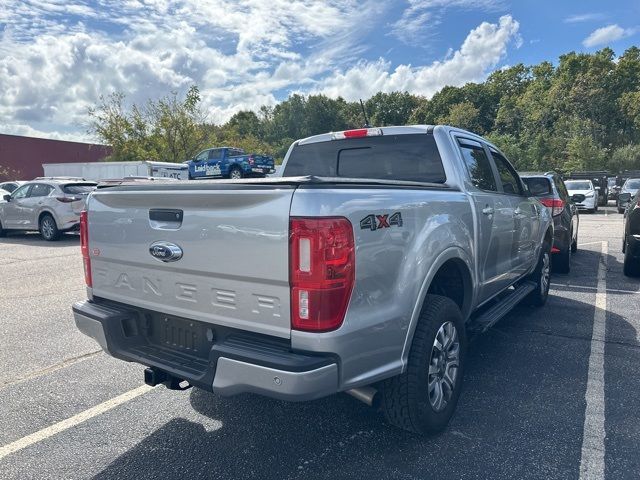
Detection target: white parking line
<box><xmin>579</xmin><ymin>241</ymin><xmax>607</xmax><ymax>480</ymax></box>
<box><xmin>550</xmin><ymin>283</ymin><xmax>640</xmax><ymax>295</ymax></box>
<box><xmin>0</xmin><ymin>385</ymin><xmax>153</xmax><ymax>460</ymax></box>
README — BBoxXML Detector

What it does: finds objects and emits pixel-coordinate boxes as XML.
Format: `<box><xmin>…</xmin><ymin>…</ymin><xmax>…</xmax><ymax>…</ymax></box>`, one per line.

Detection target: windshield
<box><xmin>283</xmin><ymin>134</ymin><xmax>446</xmax><ymax>183</ymax></box>
<box><xmin>565</xmin><ymin>180</ymin><xmax>592</xmax><ymax>190</ymax></box>
<box><xmin>623</xmin><ymin>179</ymin><xmax>640</xmax><ymax>190</ymax></box>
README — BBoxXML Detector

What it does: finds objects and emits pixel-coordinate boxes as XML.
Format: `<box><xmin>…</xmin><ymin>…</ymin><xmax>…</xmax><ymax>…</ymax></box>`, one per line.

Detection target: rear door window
<box><xmin>457</xmin><ymin>138</ymin><xmax>497</xmax><ymax>192</ymax></box>
<box><xmin>29</xmin><ymin>184</ymin><xmax>54</xmax><ymax>197</ymax></box>
<box><xmin>284</xmin><ymin>134</ymin><xmax>446</xmax><ymax>183</ymax></box>
<box><xmin>522</xmin><ymin>177</ymin><xmax>552</xmax><ymax>196</ymax></box>
<box><xmin>62</xmin><ymin>184</ymin><xmax>97</xmax><ymax>194</ymax></box>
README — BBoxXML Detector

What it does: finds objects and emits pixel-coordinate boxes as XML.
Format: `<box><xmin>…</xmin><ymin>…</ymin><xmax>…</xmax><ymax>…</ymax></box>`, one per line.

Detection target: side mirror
<box><xmin>2</xmin><ymin>194</ymin><xmax>10</xmax><ymax>202</ymax></box>
<box><xmin>619</xmin><ymin>193</ymin><xmax>632</xmax><ymax>203</ymax></box>
<box><xmin>572</xmin><ymin>194</ymin><xmax>586</xmax><ymax>203</ymax></box>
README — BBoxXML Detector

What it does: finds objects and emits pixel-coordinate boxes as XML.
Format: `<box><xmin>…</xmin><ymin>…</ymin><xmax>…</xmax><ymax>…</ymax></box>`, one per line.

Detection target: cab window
<box><xmin>194</xmin><ymin>150</ymin><xmax>208</xmax><ymax>162</ymax></box>
<box><xmin>208</xmin><ymin>149</ymin><xmax>223</xmax><ymax>160</ymax></box>
<box><xmin>490</xmin><ymin>149</ymin><xmax>523</xmax><ymax>195</ymax></box>
<box><xmin>457</xmin><ymin>138</ymin><xmax>497</xmax><ymax>192</ymax></box>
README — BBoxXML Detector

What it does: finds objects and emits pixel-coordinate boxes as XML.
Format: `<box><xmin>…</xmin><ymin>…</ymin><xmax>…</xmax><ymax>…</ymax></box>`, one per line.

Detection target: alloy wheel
<box><xmin>428</xmin><ymin>321</ymin><xmax>460</xmax><ymax>412</ymax></box>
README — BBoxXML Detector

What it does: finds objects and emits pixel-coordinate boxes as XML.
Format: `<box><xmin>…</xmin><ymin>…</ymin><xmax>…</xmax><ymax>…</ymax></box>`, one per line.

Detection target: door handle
<box><xmin>482</xmin><ymin>206</ymin><xmax>494</xmax><ymax>216</ymax></box>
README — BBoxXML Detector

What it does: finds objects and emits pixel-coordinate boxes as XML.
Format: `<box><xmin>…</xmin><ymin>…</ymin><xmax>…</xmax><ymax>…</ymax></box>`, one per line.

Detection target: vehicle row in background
<box><xmin>564</xmin><ymin>179</ymin><xmax>599</xmax><ymax>213</ymax></box>
<box><xmin>187</xmin><ymin>147</ymin><xmax>275</xmax><ymax>179</ymax></box>
<box><xmin>521</xmin><ymin>172</ymin><xmax>579</xmax><ymax>273</ymax></box>
<box><xmin>0</xmin><ymin>178</ymin><xmax>97</xmax><ymax>241</ymax></box>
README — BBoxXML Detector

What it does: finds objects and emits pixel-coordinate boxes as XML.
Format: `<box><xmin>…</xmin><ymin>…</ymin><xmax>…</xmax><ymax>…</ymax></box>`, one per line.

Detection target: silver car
<box><xmin>0</xmin><ymin>181</ymin><xmax>26</xmax><ymax>194</ymax></box>
<box><xmin>0</xmin><ymin>179</ymin><xmax>97</xmax><ymax>240</ymax></box>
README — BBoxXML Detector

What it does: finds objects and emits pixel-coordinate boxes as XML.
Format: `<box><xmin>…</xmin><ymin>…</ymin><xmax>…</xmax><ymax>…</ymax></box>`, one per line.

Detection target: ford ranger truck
<box><xmin>73</xmin><ymin>125</ymin><xmax>553</xmax><ymax>434</ymax></box>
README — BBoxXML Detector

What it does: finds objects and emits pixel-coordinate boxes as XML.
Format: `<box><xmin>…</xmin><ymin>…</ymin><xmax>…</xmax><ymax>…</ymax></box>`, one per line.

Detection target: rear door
<box><xmin>87</xmin><ymin>184</ymin><xmax>296</xmax><ymax>338</ymax></box>
<box><xmin>456</xmin><ymin>137</ymin><xmax>514</xmax><ymax>303</ymax></box>
<box><xmin>26</xmin><ymin>183</ymin><xmax>55</xmax><ymax>225</ymax></box>
<box><xmin>489</xmin><ymin>149</ymin><xmax>539</xmax><ymax>276</ymax></box>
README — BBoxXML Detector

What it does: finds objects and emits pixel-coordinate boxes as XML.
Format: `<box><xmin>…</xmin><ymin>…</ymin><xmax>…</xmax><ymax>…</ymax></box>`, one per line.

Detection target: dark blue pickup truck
<box><xmin>187</xmin><ymin>147</ymin><xmax>275</xmax><ymax>180</ymax></box>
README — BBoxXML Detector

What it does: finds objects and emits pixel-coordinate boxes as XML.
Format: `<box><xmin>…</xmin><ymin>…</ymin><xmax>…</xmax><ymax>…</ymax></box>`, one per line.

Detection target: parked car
<box><xmin>521</xmin><ymin>172</ymin><xmax>579</xmax><ymax>273</ymax></box>
<box><xmin>565</xmin><ymin>179</ymin><xmax>598</xmax><ymax>213</ymax></box>
<box><xmin>608</xmin><ymin>177</ymin><xmax>621</xmax><ymax>201</ymax></box>
<box><xmin>564</xmin><ymin>171</ymin><xmax>608</xmax><ymax>206</ymax></box>
<box><xmin>187</xmin><ymin>147</ymin><xmax>275</xmax><ymax>180</ymax></box>
<box><xmin>617</xmin><ymin>178</ymin><xmax>640</xmax><ymax>214</ymax></box>
<box><xmin>0</xmin><ymin>179</ymin><xmax>97</xmax><ymax>240</ymax></box>
<box><xmin>621</xmin><ymin>190</ymin><xmax>640</xmax><ymax>277</ymax></box>
<box><xmin>0</xmin><ymin>181</ymin><xmax>26</xmax><ymax>194</ymax></box>
<box><xmin>73</xmin><ymin>125</ymin><xmax>552</xmax><ymax>435</ymax></box>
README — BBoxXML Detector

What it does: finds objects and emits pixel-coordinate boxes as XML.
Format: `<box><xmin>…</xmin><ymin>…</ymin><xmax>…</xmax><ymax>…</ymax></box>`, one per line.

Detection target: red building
<box><xmin>0</xmin><ymin>134</ymin><xmax>112</xmax><ymax>181</ymax></box>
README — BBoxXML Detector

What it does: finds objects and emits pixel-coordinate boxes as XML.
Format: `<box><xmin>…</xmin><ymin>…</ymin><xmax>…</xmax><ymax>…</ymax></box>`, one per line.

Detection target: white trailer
<box><xmin>42</xmin><ymin>161</ymin><xmax>188</xmax><ymax>181</ymax></box>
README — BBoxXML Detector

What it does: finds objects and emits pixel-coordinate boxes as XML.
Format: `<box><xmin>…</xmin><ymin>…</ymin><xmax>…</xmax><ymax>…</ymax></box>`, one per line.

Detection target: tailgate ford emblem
<box><xmin>149</xmin><ymin>241</ymin><xmax>183</xmax><ymax>262</ymax></box>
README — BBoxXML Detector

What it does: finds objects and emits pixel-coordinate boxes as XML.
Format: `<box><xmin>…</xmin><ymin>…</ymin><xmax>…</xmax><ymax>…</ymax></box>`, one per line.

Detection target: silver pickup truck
<box><xmin>73</xmin><ymin>125</ymin><xmax>552</xmax><ymax>434</ymax></box>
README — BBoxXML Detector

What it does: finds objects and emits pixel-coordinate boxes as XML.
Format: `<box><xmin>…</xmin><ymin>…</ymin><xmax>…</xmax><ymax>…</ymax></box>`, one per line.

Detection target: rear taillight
<box><xmin>56</xmin><ymin>196</ymin><xmax>80</xmax><ymax>203</ymax></box>
<box><xmin>289</xmin><ymin>217</ymin><xmax>355</xmax><ymax>332</ymax></box>
<box><xmin>539</xmin><ymin>198</ymin><xmax>564</xmax><ymax>216</ymax></box>
<box><xmin>80</xmin><ymin>210</ymin><xmax>92</xmax><ymax>287</ymax></box>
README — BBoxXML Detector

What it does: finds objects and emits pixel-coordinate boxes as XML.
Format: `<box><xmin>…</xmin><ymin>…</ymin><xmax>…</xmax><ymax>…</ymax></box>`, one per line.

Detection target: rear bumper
<box><xmin>72</xmin><ymin>299</ymin><xmax>338</xmax><ymax>401</ymax></box>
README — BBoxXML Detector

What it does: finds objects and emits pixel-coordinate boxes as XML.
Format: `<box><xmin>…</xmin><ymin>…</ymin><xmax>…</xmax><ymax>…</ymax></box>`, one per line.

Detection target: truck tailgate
<box><xmin>87</xmin><ymin>185</ymin><xmax>294</xmax><ymax>338</ymax></box>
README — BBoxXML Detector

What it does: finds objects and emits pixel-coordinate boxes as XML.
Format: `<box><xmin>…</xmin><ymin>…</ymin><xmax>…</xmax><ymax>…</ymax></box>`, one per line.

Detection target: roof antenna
<box><xmin>359</xmin><ymin>99</ymin><xmax>371</xmax><ymax>128</ymax></box>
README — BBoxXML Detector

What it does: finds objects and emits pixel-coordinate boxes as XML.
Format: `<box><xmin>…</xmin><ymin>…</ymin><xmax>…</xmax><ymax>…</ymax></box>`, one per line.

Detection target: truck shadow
<box><xmin>91</xmin><ymin>282</ymin><xmax>638</xmax><ymax>480</ymax></box>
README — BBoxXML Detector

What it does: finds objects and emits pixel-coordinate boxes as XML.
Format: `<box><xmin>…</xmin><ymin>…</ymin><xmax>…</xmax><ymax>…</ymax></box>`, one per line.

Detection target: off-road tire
<box><xmin>381</xmin><ymin>294</ymin><xmax>467</xmax><ymax>435</ymax></box>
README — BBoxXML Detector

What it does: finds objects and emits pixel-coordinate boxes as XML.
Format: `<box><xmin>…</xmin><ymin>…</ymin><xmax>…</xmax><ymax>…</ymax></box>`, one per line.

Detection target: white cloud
<box><xmin>0</xmin><ymin>2</ymin><xmax>520</xmax><ymax>140</ymax></box>
<box><xmin>390</xmin><ymin>0</ymin><xmax>506</xmax><ymax>46</ymax></box>
<box><xmin>564</xmin><ymin>13</ymin><xmax>606</xmax><ymax>24</ymax></box>
<box><xmin>317</xmin><ymin>15</ymin><xmax>520</xmax><ymax>100</ymax></box>
<box><xmin>582</xmin><ymin>24</ymin><xmax>635</xmax><ymax>48</ymax></box>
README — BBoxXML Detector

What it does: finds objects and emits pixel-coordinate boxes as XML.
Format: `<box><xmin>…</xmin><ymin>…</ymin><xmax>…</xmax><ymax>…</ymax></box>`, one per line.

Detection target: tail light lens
<box><xmin>80</xmin><ymin>210</ymin><xmax>92</xmax><ymax>287</ymax></box>
<box><xmin>290</xmin><ymin>217</ymin><xmax>355</xmax><ymax>332</ymax></box>
<box><xmin>539</xmin><ymin>198</ymin><xmax>564</xmax><ymax>216</ymax></box>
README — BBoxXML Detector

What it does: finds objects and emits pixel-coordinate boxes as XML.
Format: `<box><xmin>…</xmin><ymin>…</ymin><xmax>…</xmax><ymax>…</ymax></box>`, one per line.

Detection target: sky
<box><xmin>0</xmin><ymin>0</ymin><xmax>639</xmax><ymax>142</ymax></box>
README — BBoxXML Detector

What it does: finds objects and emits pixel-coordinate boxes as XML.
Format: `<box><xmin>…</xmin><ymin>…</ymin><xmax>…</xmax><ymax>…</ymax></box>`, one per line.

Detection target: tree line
<box><xmin>89</xmin><ymin>47</ymin><xmax>640</xmax><ymax>173</ymax></box>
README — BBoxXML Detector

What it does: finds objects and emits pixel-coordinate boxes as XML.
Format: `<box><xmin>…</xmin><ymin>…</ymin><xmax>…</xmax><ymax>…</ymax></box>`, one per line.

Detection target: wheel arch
<box><xmin>400</xmin><ymin>247</ymin><xmax>475</xmax><ymax>370</ymax></box>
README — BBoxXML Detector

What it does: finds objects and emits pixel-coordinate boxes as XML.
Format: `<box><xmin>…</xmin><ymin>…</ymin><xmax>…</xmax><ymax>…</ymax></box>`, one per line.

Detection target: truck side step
<box><xmin>469</xmin><ymin>281</ymin><xmax>536</xmax><ymax>333</ymax></box>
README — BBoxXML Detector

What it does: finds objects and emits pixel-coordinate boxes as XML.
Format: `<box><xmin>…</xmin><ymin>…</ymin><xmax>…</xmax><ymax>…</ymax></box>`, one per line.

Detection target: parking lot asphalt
<box><xmin>1</xmin><ymin>205</ymin><xmax>639</xmax><ymax>480</ymax></box>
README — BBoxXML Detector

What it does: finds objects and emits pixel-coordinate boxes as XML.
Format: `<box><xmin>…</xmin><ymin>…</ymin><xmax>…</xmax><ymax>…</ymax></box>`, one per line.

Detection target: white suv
<box><xmin>0</xmin><ymin>179</ymin><xmax>97</xmax><ymax>240</ymax></box>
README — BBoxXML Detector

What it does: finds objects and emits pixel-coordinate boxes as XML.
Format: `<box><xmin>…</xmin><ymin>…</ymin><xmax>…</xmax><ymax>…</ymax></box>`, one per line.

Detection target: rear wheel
<box><xmin>381</xmin><ymin>295</ymin><xmax>467</xmax><ymax>435</ymax></box>
<box><xmin>229</xmin><ymin>167</ymin><xmax>243</xmax><ymax>179</ymax></box>
<box><xmin>571</xmin><ymin>229</ymin><xmax>578</xmax><ymax>254</ymax></box>
<box><xmin>39</xmin><ymin>214</ymin><xmax>60</xmax><ymax>241</ymax></box>
<box><xmin>623</xmin><ymin>239</ymin><xmax>640</xmax><ymax>277</ymax></box>
<box><xmin>526</xmin><ymin>244</ymin><xmax>551</xmax><ymax>306</ymax></box>
<box><xmin>0</xmin><ymin>218</ymin><xmax>6</xmax><ymax>237</ymax></box>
